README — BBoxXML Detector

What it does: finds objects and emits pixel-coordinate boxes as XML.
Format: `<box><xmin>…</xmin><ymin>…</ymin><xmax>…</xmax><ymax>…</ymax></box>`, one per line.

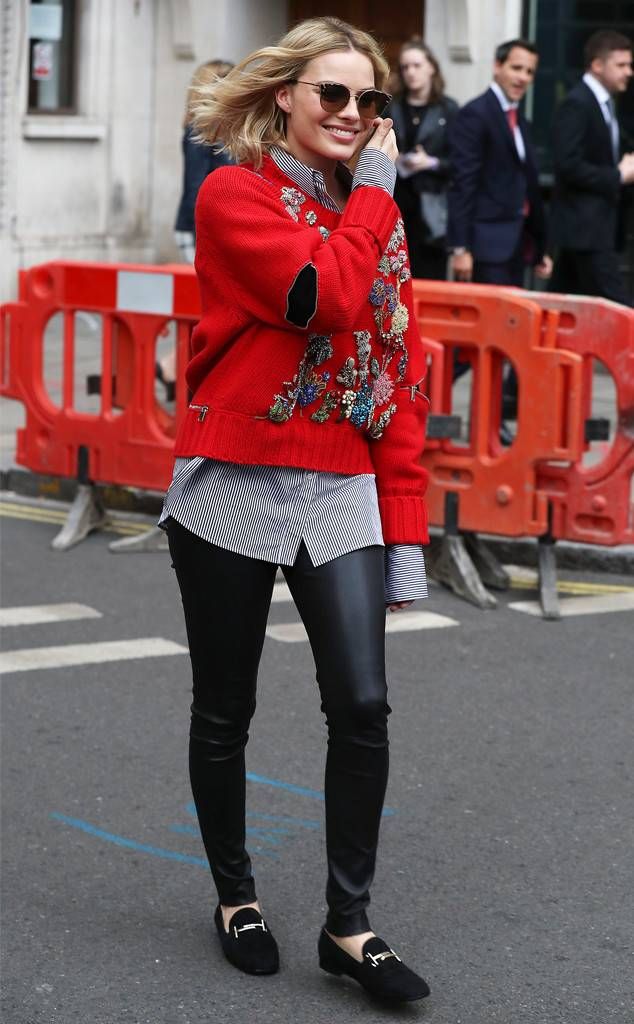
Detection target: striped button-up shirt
<box><xmin>159</xmin><ymin>146</ymin><xmax>427</xmax><ymax>604</ymax></box>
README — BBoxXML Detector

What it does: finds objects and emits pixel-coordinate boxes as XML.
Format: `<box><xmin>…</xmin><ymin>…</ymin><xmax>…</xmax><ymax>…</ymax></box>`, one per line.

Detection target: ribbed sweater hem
<box><xmin>174</xmin><ymin>405</ymin><xmax>375</xmax><ymax>476</ymax></box>
<box><xmin>378</xmin><ymin>495</ymin><xmax>429</xmax><ymax>546</ymax></box>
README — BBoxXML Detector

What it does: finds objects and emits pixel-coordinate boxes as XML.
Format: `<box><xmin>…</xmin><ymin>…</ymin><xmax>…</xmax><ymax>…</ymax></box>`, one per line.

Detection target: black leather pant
<box><xmin>167</xmin><ymin>517</ymin><xmax>390</xmax><ymax>936</ymax></box>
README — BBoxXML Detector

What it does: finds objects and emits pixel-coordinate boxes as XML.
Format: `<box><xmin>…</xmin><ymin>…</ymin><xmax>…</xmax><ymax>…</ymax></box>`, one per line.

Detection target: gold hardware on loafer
<box><xmin>233</xmin><ymin>920</ymin><xmax>267</xmax><ymax>939</ymax></box>
<box><xmin>364</xmin><ymin>948</ymin><xmax>402</xmax><ymax>967</ymax></box>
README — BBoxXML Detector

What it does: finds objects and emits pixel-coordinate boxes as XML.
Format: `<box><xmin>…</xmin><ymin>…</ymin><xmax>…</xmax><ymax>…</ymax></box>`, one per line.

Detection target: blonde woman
<box><xmin>174</xmin><ymin>59</ymin><xmax>235</xmax><ymax>262</ymax></box>
<box><xmin>160</xmin><ymin>16</ymin><xmax>430</xmax><ymax>1003</ymax></box>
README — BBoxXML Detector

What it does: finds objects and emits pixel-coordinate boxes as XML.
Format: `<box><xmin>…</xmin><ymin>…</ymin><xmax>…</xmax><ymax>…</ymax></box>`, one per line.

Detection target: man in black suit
<box><xmin>447</xmin><ymin>39</ymin><xmax>552</xmax><ymax>288</ymax></box>
<box><xmin>550</xmin><ymin>30</ymin><xmax>634</xmax><ymax>306</ymax></box>
<box><xmin>446</xmin><ymin>40</ymin><xmax>551</xmax><ymax>423</ymax></box>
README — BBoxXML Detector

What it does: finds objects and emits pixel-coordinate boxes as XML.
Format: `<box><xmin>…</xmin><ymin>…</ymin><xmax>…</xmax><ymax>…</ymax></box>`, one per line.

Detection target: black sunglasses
<box><xmin>289</xmin><ymin>79</ymin><xmax>391</xmax><ymax>119</ymax></box>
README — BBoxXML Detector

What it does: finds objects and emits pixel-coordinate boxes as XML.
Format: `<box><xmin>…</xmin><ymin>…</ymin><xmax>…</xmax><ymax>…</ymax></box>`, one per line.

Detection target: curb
<box><xmin>0</xmin><ymin>467</ymin><xmax>164</xmax><ymax>516</ymax></box>
<box><xmin>427</xmin><ymin>531</ymin><xmax>634</xmax><ymax>576</ymax></box>
<box><xmin>2</xmin><ymin>466</ymin><xmax>633</xmax><ymax>574</ymax></box>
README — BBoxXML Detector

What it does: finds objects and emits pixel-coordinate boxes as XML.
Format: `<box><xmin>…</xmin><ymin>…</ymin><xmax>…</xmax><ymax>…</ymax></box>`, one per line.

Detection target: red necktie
<box><xmin>506</xmin><ymin>107</ymin><xmax>529</xmax><ymax>216</ymax></box>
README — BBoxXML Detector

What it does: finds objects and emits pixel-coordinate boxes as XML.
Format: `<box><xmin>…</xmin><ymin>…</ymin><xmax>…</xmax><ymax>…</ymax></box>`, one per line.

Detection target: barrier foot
<box><xmin>463</xmin><ymin>533</ymin><xmax>510</xmax><ymax>590</ymax></box>
<box><xmin>108</xmin><ymin>526</ymin><xmax>169</xmax><ymax>554</ymax></box>
<box><xmin>430</xmin><ymin>492</ymin><xmax>497</xmax><ymax>609</ymax></box>
<box><xmin>51</xmin><ymin>484</ymin><xmax>107</xmax><ymax>551</ymax></box>
<box><xmin>430</xmin><ymin>534</ymin><xmax>497</xmax><ymax>609</ymax></box>
<box><xmin>538</xmin><ymin>535</ymin><xmax>560</xmax><ymax>621</ymax></box>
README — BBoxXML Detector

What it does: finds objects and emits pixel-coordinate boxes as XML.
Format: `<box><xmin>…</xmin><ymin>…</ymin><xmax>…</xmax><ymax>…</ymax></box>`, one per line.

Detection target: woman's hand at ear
<box><xmin>364</xmin><ymin>117</ymin><xmax>398</xmax><ymax>163</ymax></box>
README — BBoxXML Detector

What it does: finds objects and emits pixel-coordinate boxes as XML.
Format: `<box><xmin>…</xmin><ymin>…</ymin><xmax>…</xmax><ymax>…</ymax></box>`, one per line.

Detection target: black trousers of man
<box><xmin>550</xmin><ymin>249</ymin><xmax>632</xmax><ymax>308</ymax></box>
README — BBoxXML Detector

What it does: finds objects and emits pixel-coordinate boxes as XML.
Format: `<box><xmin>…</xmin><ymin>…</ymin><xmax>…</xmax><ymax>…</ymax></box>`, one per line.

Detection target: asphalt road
<box><xmin>1</xmin><ymin>508</ymin><xmax>633</xmax><ymax>1024</ymax></box>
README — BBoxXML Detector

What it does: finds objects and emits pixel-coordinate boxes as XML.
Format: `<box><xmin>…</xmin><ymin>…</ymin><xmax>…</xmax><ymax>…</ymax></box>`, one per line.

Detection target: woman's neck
<box><xmin>285</xmin><ymin>144</ymin><xmax>343</xmax><ymax>204</ymax></box>
<box><xmin>406</xmin><ymin>85</ymin><xmax>430</xmax><ymax>106</ymax></box>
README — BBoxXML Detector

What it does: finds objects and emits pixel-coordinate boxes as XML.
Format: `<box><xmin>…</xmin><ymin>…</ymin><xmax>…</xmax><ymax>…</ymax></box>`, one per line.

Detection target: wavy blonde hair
<box><xmin>190</xmin><ymin>17</ymin><xmax>389</xmax><ymax>166</ymax></box>
<box><xmin>183</xmin><ymin>60</ymin><xmax>234</xmax><ymax>128</ymax></box>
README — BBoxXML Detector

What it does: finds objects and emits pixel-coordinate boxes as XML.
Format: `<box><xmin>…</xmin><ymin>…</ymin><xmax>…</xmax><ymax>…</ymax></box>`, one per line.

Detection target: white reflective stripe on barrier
<box><xmin>116</xmin><ymin>271</ymin><xmax>174</xmax><ymax>314</ymax></box>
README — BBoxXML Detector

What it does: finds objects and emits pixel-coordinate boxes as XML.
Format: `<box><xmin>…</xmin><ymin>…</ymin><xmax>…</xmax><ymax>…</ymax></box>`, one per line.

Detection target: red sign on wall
<box><xmin>32</xmin><ymin>42</ymin><xmax>54</xmax><ymax>81</ymax></box>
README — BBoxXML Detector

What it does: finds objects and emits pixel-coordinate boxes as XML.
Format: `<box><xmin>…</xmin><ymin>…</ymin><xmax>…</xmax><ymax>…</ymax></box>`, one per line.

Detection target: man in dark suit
<box><xmin>447</xmin><ymin>39</ymin><xmax>552</xmax><ymax>288</ymax></box>
<box><xmin>446</xmin><ymin>40</ymin><xmax>551</xmax><ymax>424</ymax></box>
<box><xmin>550</xmin><ymin>30</ymin><xmax>634</xmax><ymax>307</ymax></box>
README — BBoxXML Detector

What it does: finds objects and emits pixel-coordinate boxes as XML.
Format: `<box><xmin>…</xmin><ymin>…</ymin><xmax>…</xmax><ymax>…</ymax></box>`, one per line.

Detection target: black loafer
<box><xmin>318</xmin><ymin>928</ymin><xmax>430</xmax><ymax>1003</ymax></box>
<box><xmin>214</xmin><ymin>905</ymin><xmax>279</xmax><ymax>975</ymax></box>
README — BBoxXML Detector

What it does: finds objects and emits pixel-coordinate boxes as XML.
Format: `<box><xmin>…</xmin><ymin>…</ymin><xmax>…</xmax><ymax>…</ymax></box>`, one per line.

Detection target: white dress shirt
<box><xmin>582</xmin><ymin>72</ymin><xmax>620</xmax><ymax>163</ymax></box>
<box><xmin>490</xmin><ymin>81</ymin><xmax>527</xmax><ymax>162</ymax></box>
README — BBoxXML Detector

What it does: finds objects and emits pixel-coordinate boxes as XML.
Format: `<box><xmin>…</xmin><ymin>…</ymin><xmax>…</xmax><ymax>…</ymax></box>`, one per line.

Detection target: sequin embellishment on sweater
<box><xmin>280</xmin><ymin>187</ymin><xmax>306</xmax><ymax>222</ymax></box>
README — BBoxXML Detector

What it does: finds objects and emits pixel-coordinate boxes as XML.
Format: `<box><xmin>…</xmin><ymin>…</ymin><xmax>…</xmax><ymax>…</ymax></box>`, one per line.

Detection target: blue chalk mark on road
<box><xmin>169</xmin><ymin>822</ymin><xmax>199</xmax><ymax>836</ymax></box>
<box><xmin>50</xmin><ymin>813</ymin><xmax>208</xmax><ymax>867</ymax></box>
<box><xmin>176</xmin><ymin>818</ymin><xmax>292</xmax><ymax>839</ymax></box>
<box><xmin>51</xmin><ymin>774</ymin><xmax>395</xmax><ymax>869</ymax></box>
<box><xmin>170</xmin><ymin>821</ymin><xmax>284</xmax><ymax>855</ymax></box>
<box><xmin>245</xmin><ymin>772</ymin><xmax>395</xmax><ymax>816</ymax></box>
<box><xmin>246</xmin><ymin>772</ymin><xmax>326</xmax><ymax>801</ymax></box>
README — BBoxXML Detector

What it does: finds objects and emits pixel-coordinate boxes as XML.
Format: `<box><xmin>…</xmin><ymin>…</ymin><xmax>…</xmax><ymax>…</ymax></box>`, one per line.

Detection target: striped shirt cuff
<box><xmin>385</xmin><ymin>544</ymin><xmax>428</xmax><ymax>604</ymax></box>
<box><xmin>352</xmin><ymin>148</ymin><xmax>397</xmax><ymax>197</ymax></box>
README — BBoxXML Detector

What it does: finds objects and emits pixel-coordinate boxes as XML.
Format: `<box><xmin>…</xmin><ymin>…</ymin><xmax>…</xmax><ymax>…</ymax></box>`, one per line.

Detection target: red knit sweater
<box><xmin>174</xmin><ymin>155</ymin><xmax>429</xmax><ymax>544</ymax></box>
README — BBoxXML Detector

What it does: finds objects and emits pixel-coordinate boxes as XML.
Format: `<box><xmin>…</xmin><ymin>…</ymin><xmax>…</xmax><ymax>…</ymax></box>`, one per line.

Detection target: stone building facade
<box><xmin>0</xmin><ymin>0</ymin><xmax>541</xmax><ymax>301</ymax></box>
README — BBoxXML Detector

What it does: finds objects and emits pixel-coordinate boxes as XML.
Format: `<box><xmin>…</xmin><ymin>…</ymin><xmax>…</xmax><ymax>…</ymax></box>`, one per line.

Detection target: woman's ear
<box><xmin>275</xmin><ymin>84</ymin><xmax>292</xmax><ymax>114</ymax></box>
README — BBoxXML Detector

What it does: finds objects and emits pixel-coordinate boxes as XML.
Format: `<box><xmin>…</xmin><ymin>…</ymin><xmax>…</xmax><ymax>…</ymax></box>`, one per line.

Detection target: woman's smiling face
<box><xmin>276</xmin><ymin>49</ymin><xmax>377</xmax><ymax>169</ymax></box>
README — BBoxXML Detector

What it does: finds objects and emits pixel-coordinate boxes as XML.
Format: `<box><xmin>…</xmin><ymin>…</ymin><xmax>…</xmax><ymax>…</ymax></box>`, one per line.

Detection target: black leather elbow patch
<box><xmin>286</xmin><ymin>263</ymin><xmax>318</xmax><ymax>328</ymax></box>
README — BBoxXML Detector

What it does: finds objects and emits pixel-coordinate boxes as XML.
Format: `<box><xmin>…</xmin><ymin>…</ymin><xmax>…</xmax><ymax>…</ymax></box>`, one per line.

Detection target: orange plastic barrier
<box><xmin>411</xmin><ymin>280</ymin><xmax>585</xmax><ymax>538</ymax></box>
<box><xmin>2</xmin><ymin>264</ymin><xmax>631</xmax><ymax>553</ymax></box>
<box><xmin>527</xmin><ymin>293</ymin><xmax>634</xmax><ymax>547</ymax></box>
<box><xmin>0</xmin><ymin>261</ymin><xmax>200</xmax><ymax>492</ymax></box>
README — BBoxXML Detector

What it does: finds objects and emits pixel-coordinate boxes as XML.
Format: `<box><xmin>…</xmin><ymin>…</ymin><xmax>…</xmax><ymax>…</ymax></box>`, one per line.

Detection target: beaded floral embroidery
<box><xmin>269</xmin><ymin>334</ymin><xmax>333</xmax><ymax>423</ymax></box>
<box><xmin>280</xmin><ymin>187</ymin><xmax>306</xmax><ymax>222</ymax></box>
<box><xmin>269</xmin><ymin>205</ymin><xmax>414</xmax><ymax>438</ymax></box>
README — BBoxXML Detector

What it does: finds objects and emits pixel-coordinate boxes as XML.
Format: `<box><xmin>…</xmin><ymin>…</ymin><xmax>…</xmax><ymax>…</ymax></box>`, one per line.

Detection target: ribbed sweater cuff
<box><xmin>378</xmin><ymin>495</ymin><xmax>429</xmax><ymax>545</ymax></box>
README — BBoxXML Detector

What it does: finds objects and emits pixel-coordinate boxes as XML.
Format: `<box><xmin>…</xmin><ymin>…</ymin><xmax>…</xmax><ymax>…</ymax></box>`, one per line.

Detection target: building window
<box><xmin>27</xmin><ymin>0</ymin><xmax>77</xmax><ymax>113</ymax></box>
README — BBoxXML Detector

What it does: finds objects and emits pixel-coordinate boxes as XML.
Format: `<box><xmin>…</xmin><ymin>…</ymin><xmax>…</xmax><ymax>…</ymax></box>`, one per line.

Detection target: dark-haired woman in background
<box><xmin>387</xmin><ymin>40</ymin><xmax>458</xmax><ymax>280</ymax></box>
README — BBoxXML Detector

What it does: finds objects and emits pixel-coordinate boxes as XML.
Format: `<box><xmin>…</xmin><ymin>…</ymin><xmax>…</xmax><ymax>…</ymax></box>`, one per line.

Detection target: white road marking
<box><xmin>0</xmin><ymin>638</ymin><xmax>188</xmax><ymax>675</ymax></box>
<box><xmin>0</xmin><ymin>603</ymin><xmax>102</xmax><ymax>628</ymax></box>
<box><xmin>271</xmin><ymin>582</ymin><xmax>293</xmax><ymax>604</ymax></box>
<box><xmin>266</xmin><ymin>623</ymin><xmax>308</xmax><ymax>643</ymax></box>
<box><xmin>385</xmin><ymin>610</ymin><xmax>459</xmax><ymax>633</ymax></box>
<box><xmin>266</xmin><ymin>610</ymin><xmax>458</xmax><ymax>643</ymax></box>
<box><xmin>509</xmin><ymin>593</ymin><xmax>634</xmax><ymax>618</ymax></box>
